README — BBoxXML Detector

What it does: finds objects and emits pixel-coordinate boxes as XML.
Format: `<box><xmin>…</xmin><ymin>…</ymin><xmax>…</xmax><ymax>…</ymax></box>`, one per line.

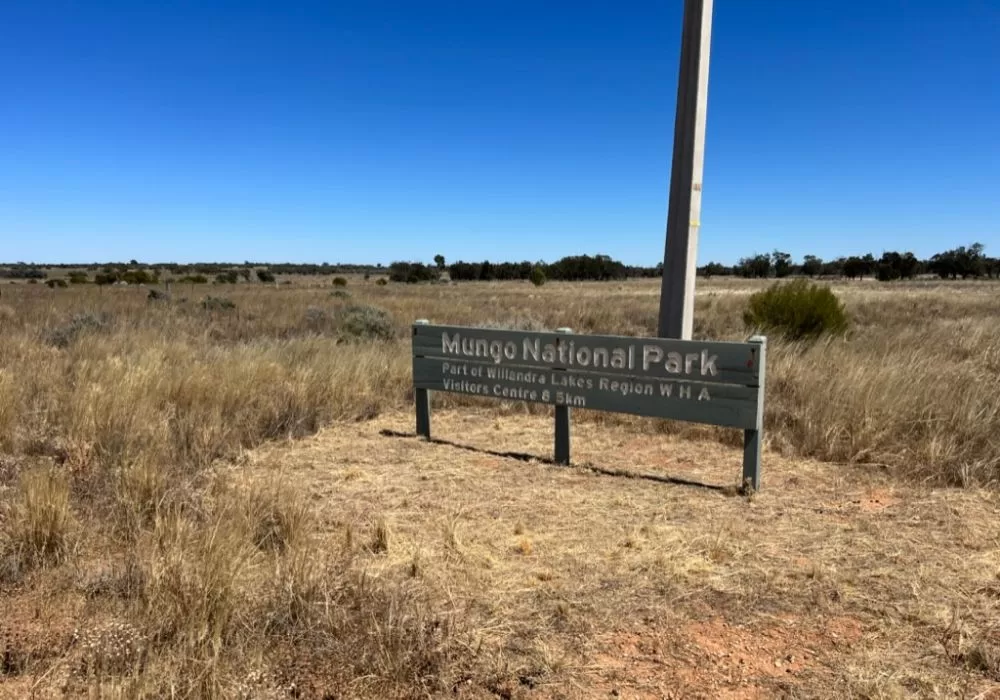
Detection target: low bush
<box><xmin>336</xmin><ymin>304</ymin><xmax>395</xmax><ymax>342</ymax></box>
<box><xmin>375</xmin><ymin>278</ymin><xmax>388</xmax><ymax>286</ymax></box>
<box><xmin>331</xmin><ymin>289</ymin><xmax>351</xmax><ymax>300</ymax></box>
<box><xmin>46</xmin><ymin>279</ymin><xmax>68</xmax><ymax>289</ymax></box>
<box><xmin>201</xmin><ymin>296</ymin><xmax>237</xmax><ymax>311</ymax></box>
<box><xmin>743</xmin><ymin>279</ymin><xmax>848</xmax><ymax>340</ymax></box>
<box><xmin>45</xmin><ymin>312</ymin><xmax>111</xmax><ymax>348</ymax></box>
<box><xmin>332</xmin><ymin>277</ymin><xmax>348</xmax><ymax>287</ymax></box>
<box><xmin>530</xmin><ymin>266</ymin><xmax>546</xmax><ymax>287</ymax></box>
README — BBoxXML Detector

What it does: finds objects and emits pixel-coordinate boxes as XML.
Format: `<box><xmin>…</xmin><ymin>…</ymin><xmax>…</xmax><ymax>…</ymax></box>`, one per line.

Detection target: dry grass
<box><xmin>1</xmin><ymin>467</ymin><xmax>76</xmax><ymax>573</ymax></box>
<box><xmin>2</xmin><ymin>278</ymin><xmax>999</xmax><ymax>485</ymax></box>
<box><xmin>0</xmin><ymin>276</ymin><xmax>999</xmax><ymax>697</ymax></box>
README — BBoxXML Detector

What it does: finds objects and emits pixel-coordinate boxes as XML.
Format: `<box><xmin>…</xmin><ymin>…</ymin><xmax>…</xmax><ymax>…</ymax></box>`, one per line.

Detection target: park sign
<box><xmin>412</xmin><ymin>321</ymin><xmax>768</xmax><ymax>490</ymax></box>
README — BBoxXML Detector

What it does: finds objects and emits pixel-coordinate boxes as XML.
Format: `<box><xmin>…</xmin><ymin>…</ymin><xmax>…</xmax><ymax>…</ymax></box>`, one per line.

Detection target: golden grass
<box><xmin>2</xmin><ymin>278</ymin><xmax>999</xmax><ymax>484</ymax></box>
<box><xmin>1</xmin><ymin>467</ymin><xmax>76</xmax><ymax>572</ymax></box>
<box><xmin>1</xmin><ymin>277</ymin><xmax>1000</xmax><ymax>697</ymax></box>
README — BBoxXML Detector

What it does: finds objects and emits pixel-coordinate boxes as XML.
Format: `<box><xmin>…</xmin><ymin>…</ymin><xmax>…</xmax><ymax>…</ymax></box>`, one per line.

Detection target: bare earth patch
<box><xmin>176</xmin><ymin>408</ymin><xmax>1000</xmax><ymax>699</ymax></box>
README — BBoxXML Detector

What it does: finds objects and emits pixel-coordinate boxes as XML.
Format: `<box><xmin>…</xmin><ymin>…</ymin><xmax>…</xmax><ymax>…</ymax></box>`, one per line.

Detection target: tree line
<box><xmin>388</xmin><ymin>254</ymin><xmax>629</xmax><ymax>284</ymax></box>
<box><xmin>699</xmin><ymin>244</ymin><xmax>1000</xmax><ymax>281</ymax></box>
<box><xmin>4</xmin><ymin>243</ymin><xmax>999</xmax><ymax>284</ymax></box>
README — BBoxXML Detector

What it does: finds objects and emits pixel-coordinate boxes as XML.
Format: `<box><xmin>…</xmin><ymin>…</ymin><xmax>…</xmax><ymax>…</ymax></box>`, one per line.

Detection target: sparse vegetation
<box><xmin>2</xmin><ymin>276</ymin><xmax>1000</xmax><ymax>697</ymax></box>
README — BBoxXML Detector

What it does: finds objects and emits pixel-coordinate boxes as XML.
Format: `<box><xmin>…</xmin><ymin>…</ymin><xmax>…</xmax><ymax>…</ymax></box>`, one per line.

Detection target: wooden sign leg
<box><xmin>554</xmin><ymin>327</ymin><xmax>573</xmax><ymax>465</ymax></box>
<box><xmin>414</xmin><ymin>319</ymin><xmax>432</xmax><ymax>439</ymax></box>
<box><xmin>742</xmin><ymin>335</ymin><xmax>766</xmax><ymax>492</ymax></box>
<box><xmin>415</xmin><ymin>387</ymin><xmax>431</xmax><ymax>439</ymax></box>
<box><xmin>555</xmin><ymin>404</ymin><xmax>571</xmax><ymax>465</ymax></box>
<box><xmin>742</xmin><ymin>429</ymin><xmax>760</xmax><ymax>492</ymax></box>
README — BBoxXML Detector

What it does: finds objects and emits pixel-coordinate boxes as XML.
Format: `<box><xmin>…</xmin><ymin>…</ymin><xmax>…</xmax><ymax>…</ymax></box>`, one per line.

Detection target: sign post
<box><xmin>412</xmin><ymin>322</ymin><xmax>766</xmax><ymax>489</ymax></box>
<box><xmin>658</xmin><ymin>0</ymin><xmax>714</xmax><ymax>340</ymax></box>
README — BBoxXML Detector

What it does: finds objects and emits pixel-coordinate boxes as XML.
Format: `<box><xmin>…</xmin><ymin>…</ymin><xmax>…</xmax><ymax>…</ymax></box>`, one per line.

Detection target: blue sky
<box><xmin>1</xmin><ymin>1</ymin><xmax>997</xmax><ymax>266</ymax></box>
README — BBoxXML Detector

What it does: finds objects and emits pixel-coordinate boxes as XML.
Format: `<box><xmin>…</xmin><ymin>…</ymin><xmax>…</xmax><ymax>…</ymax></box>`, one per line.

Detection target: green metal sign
<box><xmin>412</xmin><ymin>322</ymin><xmax>767</xmax><ymax>490</ymax></box>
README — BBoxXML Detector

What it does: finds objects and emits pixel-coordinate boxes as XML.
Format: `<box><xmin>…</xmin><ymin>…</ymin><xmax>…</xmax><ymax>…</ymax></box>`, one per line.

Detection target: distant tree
<box><xmin>94</xmin><ymin>271</ymin><xmax>119</xmax><ymax>286</ymax></box>
<box><xmin>697</xmin><ymin>262</ymin><xmax>731</xmax><ymax>277</ymax></box>
<box><xmin>737</xmin><ymin>254</ymin><xmax>771</xmax><ymax>279</ymax></box>
<box><xmin>822</xmin><ymin>258</ymin><xmax>846</xmax><ymax>278</ymax></box>
<box><xmin>801</xmin><ymin>255</ymin><xmax>823</xmax><ymax>278</ymax></box>
<box><xmin>68</xmin><ymin>271</ymin><xmax>89</xmax><ymax>284</ymax></box>
<box><xmin>434</xmin><ymin>254</ymin><xmax>446</xmax><ymax>270</ymax></box>
<box><xmin>545</xmin><ymin>254</ymin><xmax>626</xmax><ymax>281</ymax></box>
<box><xmin>388</xmin><ymin>261</ymin><xmax>438</xmax><ymax>284</ymax></box>
<box><xmin>772</xmin><ymin>251</ymin><xmax>793</xmax><ymax>278</ymax></box>
<box><xmin>843</xmin><ymin>255</ymin><xmax>875</xmax><ymax>280</ymax></box>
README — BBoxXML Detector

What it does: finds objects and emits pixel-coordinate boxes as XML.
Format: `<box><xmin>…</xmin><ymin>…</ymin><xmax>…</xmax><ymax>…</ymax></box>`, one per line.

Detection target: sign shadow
<box><xmin>379</xmin><ymin>429</ymin><xmax>730</xmax><ymax>494</ymax></box>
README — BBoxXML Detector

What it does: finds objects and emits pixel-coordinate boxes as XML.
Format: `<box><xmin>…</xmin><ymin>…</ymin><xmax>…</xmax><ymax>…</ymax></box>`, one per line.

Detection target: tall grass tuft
<box><xmin>3</xmin><ymin>467</ymin><xmax>76</xmax><ymax>567</ymax></box>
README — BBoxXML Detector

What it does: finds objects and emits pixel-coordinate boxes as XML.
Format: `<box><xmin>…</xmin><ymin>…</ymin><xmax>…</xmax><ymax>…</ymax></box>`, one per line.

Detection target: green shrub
<box><xmin>529</xmin><ymin>266</ymin><xmax>546</xmax><ymax>287</ymax></box>
<box><xmin>45</xmin><ymin>279</ymin><xmax>68</xmax><ymax>289</ymax></box>
<box><xmin>68</xmin><ymin>272</ymin><xmax>89</xmax><ymax>284</ymax></box>
<box><xmin>330</xmin><ymin>289</ymin><xmax>351</xmax><ymax>299</ymax></box>
<box><xmin>256</xmin><ymin>270</ymin><xmax>276</xmax><ymax>283</ymax></box>
<box><xmin>336</xmin><ymin>304</ymin><xmax>395</xmax><ymax>342</ymax></box>
<box><xmin>332</xmin><ymin>277</ymin><xmax>348</xmax><ymax>287</ymax></box>
<box><xmin>743</xmin><ymin>279</ymin><xmax>848</xmax><ymax>340</ymax></box>
<box><xmin>375</xmin><ymin>278</ymin><xmax>388</xmax><ymax>286</ymax></box>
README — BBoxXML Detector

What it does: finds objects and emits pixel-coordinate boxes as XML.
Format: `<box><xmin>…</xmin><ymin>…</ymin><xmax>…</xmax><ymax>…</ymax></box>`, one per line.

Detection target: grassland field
<box><xmin>1</xmin><ymin>274</ymin><xmax>999</xmax><ymax>698</ymax></box>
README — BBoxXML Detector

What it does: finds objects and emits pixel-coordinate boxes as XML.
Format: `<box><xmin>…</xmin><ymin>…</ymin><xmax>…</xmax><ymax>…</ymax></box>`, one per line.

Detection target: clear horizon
<box><xmin>2</xmin><ymin>1</ymin><xmax>998</xmax><ymax>267</ymax></box>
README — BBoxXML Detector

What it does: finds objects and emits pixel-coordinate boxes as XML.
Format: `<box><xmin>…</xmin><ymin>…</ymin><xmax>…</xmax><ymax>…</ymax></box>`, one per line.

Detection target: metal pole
<box><xmin>657</xmin><ymin>0</ymin><xmax>714</xmax><ymax>340</ymax></box>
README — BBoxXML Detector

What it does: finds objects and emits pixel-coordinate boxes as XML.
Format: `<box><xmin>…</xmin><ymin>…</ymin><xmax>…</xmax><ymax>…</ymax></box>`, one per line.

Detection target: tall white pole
<box><xmin>657</xmin><ymin>0</ymin><xmax>714</xmax><ymax>340</ymax></box>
